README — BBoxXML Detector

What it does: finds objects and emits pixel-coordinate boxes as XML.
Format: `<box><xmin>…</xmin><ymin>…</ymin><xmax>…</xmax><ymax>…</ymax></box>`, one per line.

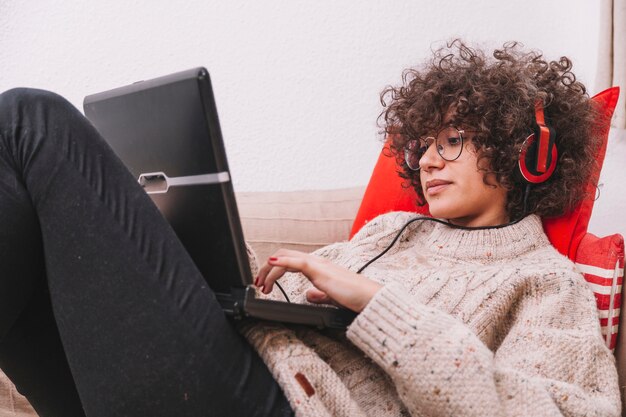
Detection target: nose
<box><xmin>418</xmin><ymin>139</ymin><xmax>444</xmax><ymax>171</ymax></box>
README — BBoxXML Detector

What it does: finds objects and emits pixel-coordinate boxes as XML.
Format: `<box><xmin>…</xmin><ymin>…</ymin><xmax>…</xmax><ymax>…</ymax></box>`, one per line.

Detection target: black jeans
<box><xmin>0</xmin><ymin>88</ymin><xmax>293</xmax><ymax>417</ymax></box>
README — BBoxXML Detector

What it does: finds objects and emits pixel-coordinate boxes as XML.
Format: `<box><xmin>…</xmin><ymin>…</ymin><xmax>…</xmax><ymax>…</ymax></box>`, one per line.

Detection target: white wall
<box><xmin>0</xmin><ymin>0</ymin><xmax>602</xmax><ymax>193</ymax></box>
<box><xmin>588</xmin><ymin>128</ymin><xmax>626</xmax><ymax>240</ymax></box>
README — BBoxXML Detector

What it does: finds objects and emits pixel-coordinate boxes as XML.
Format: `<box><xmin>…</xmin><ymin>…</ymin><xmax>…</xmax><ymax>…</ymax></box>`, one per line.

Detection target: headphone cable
<box><xmin>276</xmin><ymin>193</ymin><xmax>531</xmax><ymax>301</ymax></box>
<box><xmin>356</xmin><ymin>205</ymin><xmax>529</xmax><ymax>275</ymax></box>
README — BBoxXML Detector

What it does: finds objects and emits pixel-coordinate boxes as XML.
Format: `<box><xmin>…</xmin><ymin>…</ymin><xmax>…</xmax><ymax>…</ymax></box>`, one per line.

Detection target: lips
<box><xmin>425</xmin><ymin>179</ymin><xmax>452</xmax><ymax>195</ymax></box>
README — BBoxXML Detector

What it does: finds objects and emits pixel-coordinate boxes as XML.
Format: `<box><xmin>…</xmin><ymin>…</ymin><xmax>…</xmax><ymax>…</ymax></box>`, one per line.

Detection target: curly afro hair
<box><xmin>379</xmin><ymin>39</ymin><xmax>604</xmax><ymax>221</ymax></box>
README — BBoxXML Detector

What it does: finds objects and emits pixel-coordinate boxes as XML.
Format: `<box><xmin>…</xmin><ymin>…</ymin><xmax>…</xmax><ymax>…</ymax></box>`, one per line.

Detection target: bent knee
<box><xmin>0</xmin><ymin>88</ymin><xmax>75</xmax><ymax>115</ymax></box>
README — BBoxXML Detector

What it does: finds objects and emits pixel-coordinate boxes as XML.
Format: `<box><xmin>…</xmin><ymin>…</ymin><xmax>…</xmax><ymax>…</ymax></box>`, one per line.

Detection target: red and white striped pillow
<box><xmin>575</xmin><ymin>233</ymin><xmax>625</xmax><ymax>351</ymax></box>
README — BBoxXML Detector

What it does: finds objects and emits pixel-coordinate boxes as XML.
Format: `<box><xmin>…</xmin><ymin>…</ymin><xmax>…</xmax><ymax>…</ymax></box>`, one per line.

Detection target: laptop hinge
<box><xmin>215</xmin><ymin>287</ymin><xmax>248</xmax><ymax>320</ymax></box>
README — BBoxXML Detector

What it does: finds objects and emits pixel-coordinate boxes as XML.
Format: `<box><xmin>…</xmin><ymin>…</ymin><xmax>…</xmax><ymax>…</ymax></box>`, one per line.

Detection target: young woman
<box><xmin>0</xmin><ymin>41</ymin><xmax>620</xmax><ymax>417</ymax></box>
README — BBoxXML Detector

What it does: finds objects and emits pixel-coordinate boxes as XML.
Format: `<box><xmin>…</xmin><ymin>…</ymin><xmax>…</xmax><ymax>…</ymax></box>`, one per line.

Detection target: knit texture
<box><xmin>239</xmin><ymin>212</ymin><xmax>621</xmax><ymax>417</ymax></box>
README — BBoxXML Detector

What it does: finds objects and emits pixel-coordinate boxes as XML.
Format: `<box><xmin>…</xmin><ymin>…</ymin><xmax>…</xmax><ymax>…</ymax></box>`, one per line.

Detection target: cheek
<box><xmin>459</xmin><ymin>170</ymin><xmax>502</xmax><ymax>205</ymax></box>
<box><xmin>471</xmin><ymin>177</ymin><xmax>508</xmax><ymax>209</ymax></box>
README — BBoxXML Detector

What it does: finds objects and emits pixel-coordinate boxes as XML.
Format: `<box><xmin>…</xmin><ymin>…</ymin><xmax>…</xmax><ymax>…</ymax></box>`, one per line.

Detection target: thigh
<box><xmin>0</xmin><ymin>114</ymin><xmax>84</xmax><ymax>416</ymax></box>
<box><xmin>0</xmin><ymin>88</ymin><xmax>293</xmax><ymax>417</ymax></box>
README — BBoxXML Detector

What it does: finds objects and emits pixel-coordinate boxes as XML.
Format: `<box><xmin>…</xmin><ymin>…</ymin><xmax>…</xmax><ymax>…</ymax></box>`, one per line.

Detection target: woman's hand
<box><xmin>255</xmin><ymin>249</ymin><xmax>382</xmax><ymax>313</ymax></box>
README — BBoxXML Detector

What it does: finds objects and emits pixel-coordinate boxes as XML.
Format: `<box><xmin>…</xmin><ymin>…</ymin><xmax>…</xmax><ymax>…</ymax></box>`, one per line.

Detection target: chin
<box><xmin>425</xmin><ymin>200</ymin><xmax>457</xmax><ymax>219</ymax></box>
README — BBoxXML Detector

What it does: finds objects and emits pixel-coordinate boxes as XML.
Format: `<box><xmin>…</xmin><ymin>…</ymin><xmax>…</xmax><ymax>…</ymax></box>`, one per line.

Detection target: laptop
<box><xmin>83</xmin><ymin>67</ymin><xmax>356</xmax><ymax>329</ymax></box>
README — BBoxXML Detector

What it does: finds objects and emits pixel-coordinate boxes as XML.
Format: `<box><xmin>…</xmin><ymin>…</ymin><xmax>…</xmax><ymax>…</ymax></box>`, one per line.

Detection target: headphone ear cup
<box><xmin>518</xmin><ymin>132</ymin><xmax>558</xmax><ymax>184</ymax></box>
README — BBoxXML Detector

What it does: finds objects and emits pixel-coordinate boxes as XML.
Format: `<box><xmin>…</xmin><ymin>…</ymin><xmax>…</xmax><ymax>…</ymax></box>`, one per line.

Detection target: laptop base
<box><xmin>216</xmin><ymin>287</ymin><xmax>356</xmax><ymax>329</ymax></box>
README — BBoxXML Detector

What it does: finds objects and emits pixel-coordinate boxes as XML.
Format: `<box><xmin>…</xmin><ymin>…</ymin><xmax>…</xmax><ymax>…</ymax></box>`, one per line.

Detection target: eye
<box><xmin>446</xmin><ymin>135</ymin><xmax>461</xmax><ymax>146</ymax></box>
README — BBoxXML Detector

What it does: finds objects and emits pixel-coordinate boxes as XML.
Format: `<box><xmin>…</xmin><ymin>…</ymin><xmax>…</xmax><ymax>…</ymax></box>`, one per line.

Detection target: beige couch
<box><xmin>2</xmin><ymin>186</ymin><xmax>626</xmax><ymax>416</ymax></box>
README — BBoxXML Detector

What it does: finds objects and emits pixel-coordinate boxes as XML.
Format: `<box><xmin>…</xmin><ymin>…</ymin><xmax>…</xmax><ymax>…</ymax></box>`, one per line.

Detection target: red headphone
<box><xmin>518</xmin><ymin>100</ymin><xmax>558</xmax><ymax>183</ymax></box>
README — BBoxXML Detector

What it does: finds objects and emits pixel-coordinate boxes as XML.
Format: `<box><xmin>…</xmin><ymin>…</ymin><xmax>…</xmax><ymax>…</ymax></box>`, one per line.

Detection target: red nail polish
<box><xmin>254</xmin><ymin>276</ymin><xmax>259</xmax><ymax>286</ymax></box>
<box><xmin>269</xmin><ymin>257</ymin><xmax>278</xmax><ymax>261</ymax></box>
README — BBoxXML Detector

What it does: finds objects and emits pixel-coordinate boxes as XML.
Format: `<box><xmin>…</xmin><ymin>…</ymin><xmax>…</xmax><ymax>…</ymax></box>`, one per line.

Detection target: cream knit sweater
<box><xmin>239</xmin><ymin>212</ymin><xmax>621</xmax><ymax>417</ymax></box>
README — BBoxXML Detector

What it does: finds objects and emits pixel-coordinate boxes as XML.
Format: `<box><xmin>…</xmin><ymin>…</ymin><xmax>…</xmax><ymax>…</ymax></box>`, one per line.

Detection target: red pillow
<box><xmin>350</xmin><ymin>87</ymin><xmax>620</xmax><ymax>260</ymax></box>
<box><xmin>575</xmin><ymin>233</ymin><xmax>624</xmax><ymax>350</ymax></box>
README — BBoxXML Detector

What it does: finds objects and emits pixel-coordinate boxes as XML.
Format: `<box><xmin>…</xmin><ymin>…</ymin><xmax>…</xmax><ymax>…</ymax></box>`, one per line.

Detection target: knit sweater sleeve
<box><xmin>346</xmin><ymin>270</ymin><xmax>621</xmax><ymax>417</ymax></box>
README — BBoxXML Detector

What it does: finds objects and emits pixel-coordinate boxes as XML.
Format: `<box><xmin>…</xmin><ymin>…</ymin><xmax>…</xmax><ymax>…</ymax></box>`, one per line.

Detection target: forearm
<box><xmin>347</xmin><ymin>282</ymin><xmax>504</xmax><ymax>416</ymax></box>
<box><xmin>346</xmin><ymin>282</ymin><xmax>621</xmax><ymax>417</ymax></box>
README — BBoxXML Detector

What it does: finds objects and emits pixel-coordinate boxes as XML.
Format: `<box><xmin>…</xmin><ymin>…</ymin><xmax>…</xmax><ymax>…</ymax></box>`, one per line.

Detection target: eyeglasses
<box><xmin>404</xmin><ymin>126</ymin><xmax>467</xmax><ymax>171</ymax></box>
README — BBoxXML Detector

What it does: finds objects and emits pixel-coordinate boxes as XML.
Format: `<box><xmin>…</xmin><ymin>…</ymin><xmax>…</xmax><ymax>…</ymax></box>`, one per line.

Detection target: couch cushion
<box><xmin>236</xmin><ymin>187</ymin><xmax>365</xmax><ymax>263</ymax></box>
<box><xmin>0</xmin><ymin>369</ymin><xmax>36</xmax><ymax>416</ymax></box>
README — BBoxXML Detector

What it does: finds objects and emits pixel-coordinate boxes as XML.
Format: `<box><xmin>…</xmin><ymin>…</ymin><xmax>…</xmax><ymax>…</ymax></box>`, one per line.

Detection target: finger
<box><xmin>305</xmin><ymin>288</ymin><xmax>334</xmax><ymax>305</ymax></box>
<box><xmin>255</xmin><ymin>249</ymin><xmax>309</xmax><ymax>286</ymax></box>
<box><xmin>256</xmin><ymin>252</ymin><xmax>292</xmax><ymax>288</ymax></box>
<box><xmin>261</xmin><ymin>264</ymin><xmax>287</xmax><ymax>294</ymax></box>
<box><xmin>278</xmin><ymin>249</ymin><xmax>329</xmax><ymax>266</ymax></box>
<box><xmin>262</xmin><ymin>256</ymin><xmax>309</xmax><ymax>294</ymax></box>
<box><xmin>256</xmin><ymin>256</ymin><xmax>298</xmax><ymax>291</ymax></box>
<box><xmin>256</xmin><ymin>256</ymin><xmax>278</xmax><ymax>288</ymax></box>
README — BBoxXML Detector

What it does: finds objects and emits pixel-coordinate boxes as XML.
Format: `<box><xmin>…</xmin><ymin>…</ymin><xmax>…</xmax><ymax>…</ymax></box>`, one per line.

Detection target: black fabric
<box><xmin>0</xmin><ymin>88</ymin><xmax>293</xmax><ymax>417</ymax></box>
